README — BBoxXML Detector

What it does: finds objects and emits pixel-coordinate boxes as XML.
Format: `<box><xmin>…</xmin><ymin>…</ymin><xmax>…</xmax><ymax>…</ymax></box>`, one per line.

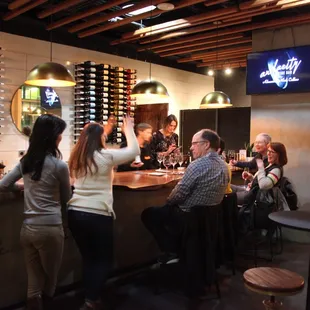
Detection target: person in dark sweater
<box><xmin>117</xmin><ymin>123</ymin><xmax>156</xmax><ymax>171</ymax></box>
<box><xmin>230</xmin><ymin>133</ymin><xmax>271</xmax><ymax>170</ymax></box>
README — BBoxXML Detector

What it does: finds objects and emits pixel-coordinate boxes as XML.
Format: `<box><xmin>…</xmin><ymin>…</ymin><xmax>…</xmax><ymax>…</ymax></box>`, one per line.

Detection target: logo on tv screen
<box><xmin>40</xmin><ymin>87</ymin><xmax>61</xmax><ymax>109</ymax></box>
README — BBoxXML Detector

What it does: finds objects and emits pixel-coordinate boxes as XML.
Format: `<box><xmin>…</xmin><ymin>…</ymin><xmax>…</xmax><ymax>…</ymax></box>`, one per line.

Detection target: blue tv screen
<box><xmin>40</xmin><ymin>87</ymin><xmax>61</xmax><ymax>110</ymax></box>
<box><xmin>246</xmin><ymin>45</ymin><xmax>310</xmax><ymax>95</ymax></box>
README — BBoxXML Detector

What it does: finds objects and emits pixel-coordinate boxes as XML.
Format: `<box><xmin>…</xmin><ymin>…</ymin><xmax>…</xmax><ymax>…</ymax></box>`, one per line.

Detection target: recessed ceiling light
<box><xmin>127</xmin><ymin>5</ymin><xmax>156</xmax><ymax>16</ymax></box>
<box><xmin>157</xmin><ymin>3</ymin><xmax>175</xmax><ymax>11</ymax></box>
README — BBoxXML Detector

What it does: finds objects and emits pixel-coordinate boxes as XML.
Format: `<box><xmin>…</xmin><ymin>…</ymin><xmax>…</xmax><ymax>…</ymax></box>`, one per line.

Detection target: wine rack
<box><xmin>0</xmin><ymin>47</ymin><xmax>5</xmax><ymax>142</ymax></box>
<box><xmin>73</xmin><ymin>61</ymin><xmax>137</xmax><ymax>144</ymax></box>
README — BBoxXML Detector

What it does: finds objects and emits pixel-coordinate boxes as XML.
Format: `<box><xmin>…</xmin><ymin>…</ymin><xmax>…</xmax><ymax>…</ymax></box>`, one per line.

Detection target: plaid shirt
<box><xmin>167</xmin><ymin>151</ymin><xmax>229</xmax><ymax>211</ymax></box>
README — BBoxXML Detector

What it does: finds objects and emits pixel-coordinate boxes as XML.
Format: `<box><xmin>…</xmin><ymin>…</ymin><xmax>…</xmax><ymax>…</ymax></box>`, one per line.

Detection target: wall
<box><xmin>0</xmin><ymin>32</ymin><xmax>213</xmax><ymax>169</ymax></box>
<box><xmin>251</xmin><ymin>24</ymin><xmax>310</xmax><ymax>241</ymax></box>
<box><xmin>215</xmin><ymin>68</ymin><xmax>251</xmax><ymax>107</ymax></box>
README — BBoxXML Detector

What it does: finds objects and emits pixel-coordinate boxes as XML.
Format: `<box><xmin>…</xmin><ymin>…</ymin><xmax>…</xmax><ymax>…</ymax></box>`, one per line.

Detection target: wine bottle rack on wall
<box><xmin>73</xmin><ymin>61</ymin><xmax>137</xmax><ymax>144</ymax></box>
<box><xmin>0</xmin><ymin>48</ymin><xmax>5</xmax><ymax>142</ymax></box>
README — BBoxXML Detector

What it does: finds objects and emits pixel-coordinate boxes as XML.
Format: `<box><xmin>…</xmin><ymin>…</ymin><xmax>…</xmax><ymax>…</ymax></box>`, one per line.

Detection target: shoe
<box><xmin>26</xmin><ymin>295</ymin><xmax>43</xmax><ymax>310</ymax></box>
<box><xmin>157</xmin><ymin>252</ymin><xmax>179</xmax><ymax>264</ymax></box>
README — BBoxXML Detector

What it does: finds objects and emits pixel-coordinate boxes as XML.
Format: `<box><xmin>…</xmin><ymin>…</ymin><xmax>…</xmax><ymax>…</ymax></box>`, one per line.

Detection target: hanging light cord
<box><xmin>148</xmin><ymin>0</ymin><xmax>153</xmax><ymax>81</ymax></box>
<box><xmin>50</xmin><ymin>12</ymin><xmax>53</xmax><ymax>62</ymax></box>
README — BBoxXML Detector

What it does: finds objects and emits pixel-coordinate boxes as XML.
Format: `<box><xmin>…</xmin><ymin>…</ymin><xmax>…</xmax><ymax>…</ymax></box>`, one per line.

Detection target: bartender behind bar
<box><xmin>117</xmin><ymin>123</ymin><xmax>156</xmax><ymax>171</ymax></box>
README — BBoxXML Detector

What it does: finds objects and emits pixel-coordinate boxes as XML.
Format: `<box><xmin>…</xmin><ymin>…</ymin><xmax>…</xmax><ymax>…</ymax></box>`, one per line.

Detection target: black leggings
<box><xmin>68</xmin><ymin>209</ymin><xmax>113</xmax><ymax>302</ymax></box>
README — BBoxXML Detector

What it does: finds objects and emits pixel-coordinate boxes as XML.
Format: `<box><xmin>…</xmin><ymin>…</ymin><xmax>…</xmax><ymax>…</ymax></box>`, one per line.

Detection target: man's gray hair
<box><xmin>257</xmin><ymin>133</ymin><xmax>272</xmax><ymax>144</ymax></box>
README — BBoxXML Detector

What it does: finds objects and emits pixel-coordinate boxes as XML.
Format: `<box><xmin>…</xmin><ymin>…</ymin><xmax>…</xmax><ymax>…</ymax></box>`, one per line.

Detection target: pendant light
<box><xmin>25</xmin><ymin>16</ymin><xmax>75</xmax><ymax>87</ymax></box>
<box><xmin>200</xmin><ymin>21</ymin><xmax>231</xmax><ymax>109</ymax></box>
<box><xmin>131</xmin><ymin>0</ymin><xmax>169</xmax><ymax>99</ymax></box>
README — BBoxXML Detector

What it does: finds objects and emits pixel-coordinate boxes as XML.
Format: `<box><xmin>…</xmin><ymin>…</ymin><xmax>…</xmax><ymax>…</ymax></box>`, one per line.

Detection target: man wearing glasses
<box><xmin>141</xmin><ymin>129</ymin><xmax>229</xmax><ymax>264</ymax></box>
<box><xmin>230</xmin><ymin>133</ymin><xmax>271</xmax><ymax>170</ymax></box>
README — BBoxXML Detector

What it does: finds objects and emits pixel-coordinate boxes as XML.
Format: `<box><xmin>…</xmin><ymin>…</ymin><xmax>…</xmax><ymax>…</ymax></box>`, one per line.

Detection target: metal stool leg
<box><xmin>262</xmin><ymin>296</ymin><xmax>283</xmax><ymax>310</ymax></box>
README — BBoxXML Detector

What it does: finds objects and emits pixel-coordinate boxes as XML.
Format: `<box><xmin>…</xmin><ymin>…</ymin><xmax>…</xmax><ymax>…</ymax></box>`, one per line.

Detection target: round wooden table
<box><xmin>269</xmin><ymin>211</ymin><xmax>310</xmax><ymax>310</ymax></box>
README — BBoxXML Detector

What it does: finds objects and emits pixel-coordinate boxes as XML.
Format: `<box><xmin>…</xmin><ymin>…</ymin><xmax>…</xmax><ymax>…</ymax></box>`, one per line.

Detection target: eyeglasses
<box><xmin>267</xmin><ymin>149</ymin><xmax>277</xmax><ymax>154</ymax></box>
<box><xmin>191</xmin><ymin>141</ymin><xmax>206</xmax><ymax>146</ymax></box>
<box><xmin>255</xmin><ymin>140</ymin><xmax>266</xmax><ymax>145</ymax></box>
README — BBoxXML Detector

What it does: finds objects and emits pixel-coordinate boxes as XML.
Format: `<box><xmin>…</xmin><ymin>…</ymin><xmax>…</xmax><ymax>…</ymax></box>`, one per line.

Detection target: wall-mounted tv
<box><xmin>40</xmin><ymin>87</ymin><xmax>61</xmax><ymax>110</ymax></box>
<box><xmin>246</xmin><ymin>45</ymin><xmax>310</xmax><ymax>95</ymax></box>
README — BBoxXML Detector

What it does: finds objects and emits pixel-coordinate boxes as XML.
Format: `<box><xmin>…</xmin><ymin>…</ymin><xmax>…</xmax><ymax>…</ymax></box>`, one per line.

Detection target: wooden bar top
<box><xmin>113</xmin><ymin>170</ymin><xmax>182</xmax><ymax>190</ymax></box>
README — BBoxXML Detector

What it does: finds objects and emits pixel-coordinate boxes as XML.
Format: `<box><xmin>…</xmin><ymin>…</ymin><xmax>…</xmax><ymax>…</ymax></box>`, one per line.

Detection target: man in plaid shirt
<box><xmin>141</xmin><ymin>129</ymin><xmax>229</xmax><ymax>263</ymax></box>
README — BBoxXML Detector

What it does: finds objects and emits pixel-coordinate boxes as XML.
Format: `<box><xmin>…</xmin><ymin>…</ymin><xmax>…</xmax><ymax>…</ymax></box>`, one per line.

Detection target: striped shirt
<box><xmin>167</xmin><ymin>151</ymin><xmax>229</xmax><ymax>211</ymax></box>
<box><xmin>255</xmin><ymin>164</ymin><xmax>282</xmax><ymax>190</ymax></box>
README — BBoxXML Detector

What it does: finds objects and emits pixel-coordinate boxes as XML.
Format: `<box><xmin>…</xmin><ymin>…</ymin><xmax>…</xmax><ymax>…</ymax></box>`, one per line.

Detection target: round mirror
<box><xmin>11</xmin><ymin>85</ymin><xmax>62</xmax><ymax>136</ymax></box>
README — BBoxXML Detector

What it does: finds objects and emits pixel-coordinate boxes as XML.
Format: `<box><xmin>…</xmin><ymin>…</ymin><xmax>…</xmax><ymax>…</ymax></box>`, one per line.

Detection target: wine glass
<box><xmin>170</xmin><ymin>154</ymin><xmax>177</xmax><ymax>174</ymax></box>
<box><xmin>243</xmin><ymin>167</ymin><xmax>250</xmax><ymax>189</ymax></box>
<box><xmin>163</xmin><ymin>155</ymin><xmax>171</xmax><ymax>173</ymax></box>
<box><xmin>177</xmin><ymin>153</ymin><xmax>184</xmax><ymax>168</ymax></box>
<box><xmin>157</xmin><ymin>152</ymin><xmax>164</xmax><ymax>170</ymax></box>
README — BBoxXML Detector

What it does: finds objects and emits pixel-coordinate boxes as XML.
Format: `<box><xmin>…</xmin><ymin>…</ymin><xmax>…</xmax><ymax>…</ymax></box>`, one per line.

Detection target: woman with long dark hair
<box><xmin>68</xmin><ymin>116</ymin><xmax>139</xmax><ymax>310</ymax></box>
<box><xmin>0</xmin><ymin>114</ymin><xmax>71</xmax><ymax>310</ymax></box>
<box><xmin>151</xmin><ymin>114</ymin><xmax>179</xmax><ymax>156</ymax></box>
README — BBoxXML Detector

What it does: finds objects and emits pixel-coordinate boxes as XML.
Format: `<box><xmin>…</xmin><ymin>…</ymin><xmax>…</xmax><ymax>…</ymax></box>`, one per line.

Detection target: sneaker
<box><xmin>157</xmin><ymin>252</ymin><xmax>179</xmax><ymax>264</ymax></box>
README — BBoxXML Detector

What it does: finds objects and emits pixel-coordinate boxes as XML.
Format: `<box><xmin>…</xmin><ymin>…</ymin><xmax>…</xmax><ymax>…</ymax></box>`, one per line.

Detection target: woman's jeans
<box><xmin>20</xmin><ymin>224</ymin><xmax>64</xmax><ymax>298</ymax></box>
<box><xmin>68</xmin><ymin>209</ymin><xmax>113</xmax><ymax>302</ymax></box>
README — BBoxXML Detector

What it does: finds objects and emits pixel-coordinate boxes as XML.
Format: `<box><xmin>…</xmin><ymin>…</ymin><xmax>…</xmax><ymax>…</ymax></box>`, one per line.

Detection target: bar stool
<box><xmin>243</xmin><ymin>267</ymin><xmax>304</xmax><ymax>309</ymax></box>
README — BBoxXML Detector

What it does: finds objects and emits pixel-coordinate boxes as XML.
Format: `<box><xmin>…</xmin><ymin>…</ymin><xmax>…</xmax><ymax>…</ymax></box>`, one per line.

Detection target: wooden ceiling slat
<box><xmin>46</xmin><ymin>0</ymin><xmax>128</xmax><ymax>30</ymax></box>
<box><xmin>38</xmin><ymin>0</ymin><xmax>85</xmax><ymax>19</ymax></box>
<box><xmin>68</xmin><ymin>0</ymin><xmax>167</xmax><ymax>33</ymax></box>
<box><xmin>119</xmin><ymin>1</ymin><xmax>235</xmax><ymax>41</ymax></box>
<box><xmin>201</xmin><ymin>52</ymin><xmax>249</xmax><ymax>62</ymax></box>
<box><xmin>239</xmin><ymin>0</ymin><xmax>279</xmax><ymax>10</ymax></box>
<box><xmin>151</xmin><ymin>34</ymin><xmax>243</xmax><ymax>53</ymax></box>
<box><xmin>204</xmin><ymin>0</ymin><xmax>229</xmax><ymax>6</ymax></box>
<box><xmin>198</xmin><ymin>60</ymin><xmax>247</xmax><ymax>68</ymax></box>
<box><xmin>141</xmin><ymin>6</ymin><xmax>310</xmax><ymax>51</ymax></box>
<box><xmin>199</xmin><ymin>55</ymin><xmax>247</xmax><ymax>66</ymax></box>
<box><xmin>159</xmin><ymin>38</ymin><xmax>252</xmax><ymax>57</ymax></box>
<box><xmin>178</xmin><ymin>46</ymin><xmax>252</xmax><ymax>62</ymax></box>
<box><xmin>3</xmin><ymin>0</ymin><xmax>47</xmax><ymax>21</ymax></box>
<box><xmin>118</xmin><ymin>7</ymin><xmax>239</xmax><ymax>43</ymax></box>
<box><xmin>138</xmin><ymin>0</ymin><xmax>310</xmax><ymax>45</ymax></box>
<box><xmin>139</xmin><ymin>18</ymin><xmax>251</xmax><ymax>46</ymax></box>
<box><xmin>77</xmin><ymin>0</ymin><xmax>217</xmax><ymax>38</ymax></box>
<box><xmin>8</xmin><ymin>0</ymin><xmax>32</xmax><ymax>10</ymax></box>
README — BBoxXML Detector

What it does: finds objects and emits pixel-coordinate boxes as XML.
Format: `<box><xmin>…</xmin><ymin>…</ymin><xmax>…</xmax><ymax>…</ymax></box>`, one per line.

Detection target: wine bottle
<box><xmin>74</xmin><ymin>90</ymin><xmax>96</xmax><ymax>96</ymax></box>
<box><xmin>84</xmin><ymin>61</ymin><xmax>96</xmax><ymax>66</ymax></box>
<box><xmin>75</xmin><ymin>73</ymin><xmax>96</xmax><ymax>78</ymax></box>
<box><xmin>75</xmin><ymin>96</ymin><xmax>96</xmax><ymax>101</ymax></box>
<box><xmin>96</xmin><ymin>64</ymin><xmax>111</xmax><ymax>70</ymax></box>
<box><xmin>76</xmin><ymin>79</ymin><xmax>96</xmax><ymax>84</ymax></box>
<box><xmin>126</xmin><ymin>69</ymin><xmax>137</xmax><ymax>74</ymax></box>
<box><xmin>75</xmin><ymin>102</ymin><xmax>96</xmax><ymax>108</ymax></box>
<box><xmin>75</xmin><ymin>85</ymin><xmax>96</xmax><ymax>90</ymax></box>
<box><xmin>115</xmin><ymin>66</ymin><xmax>124</xmax><ymax>71</ymax></box>
<box><xmin>75</xmin><ymin>66</ymin><xmax>96</xmax><ymax>73</ymax></box>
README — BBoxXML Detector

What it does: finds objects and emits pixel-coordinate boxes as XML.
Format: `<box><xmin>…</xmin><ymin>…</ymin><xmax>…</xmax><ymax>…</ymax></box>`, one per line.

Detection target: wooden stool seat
<box><xmin>244</xmin><ymin>267</ymin><xmax>304</xmax><ymax>296</ymax></box>
<box><xmin>244</xmin><ymin>268</ymin><xmax>304</xmax><ymax>310</ymax></box>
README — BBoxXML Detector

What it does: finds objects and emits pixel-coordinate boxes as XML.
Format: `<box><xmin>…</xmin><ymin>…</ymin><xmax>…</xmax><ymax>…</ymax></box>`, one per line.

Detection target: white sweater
<box><xmin>68</xmin><ymin>124</ymin><xmax>140</xmax><ymax>218</ymax></box>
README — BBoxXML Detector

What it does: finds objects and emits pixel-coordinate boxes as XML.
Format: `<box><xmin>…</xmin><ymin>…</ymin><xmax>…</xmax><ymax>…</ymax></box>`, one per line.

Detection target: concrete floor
<box><xmin>11</xmin><ymin>242</ymin><xmax>309</xmax><ymax>310</ymax></box>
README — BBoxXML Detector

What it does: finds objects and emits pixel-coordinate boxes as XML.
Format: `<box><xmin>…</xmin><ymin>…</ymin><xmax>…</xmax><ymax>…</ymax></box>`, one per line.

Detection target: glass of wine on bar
<box><xmin>157</xmin><ymin>152</ymin><xmax>164</xmax><ymax>170</ymax></box>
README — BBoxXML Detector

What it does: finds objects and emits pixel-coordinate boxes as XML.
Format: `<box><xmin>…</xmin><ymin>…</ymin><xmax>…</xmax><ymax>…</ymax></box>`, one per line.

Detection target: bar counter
<box><xmin>0</xmin><ymin>170</ymin><xmax>180</xmax><ymax>308</ymax></box>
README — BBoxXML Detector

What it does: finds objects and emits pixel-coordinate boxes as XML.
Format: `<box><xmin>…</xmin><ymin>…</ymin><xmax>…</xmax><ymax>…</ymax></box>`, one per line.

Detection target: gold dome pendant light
<box><xmin>131</xmin><ymin>0</ymin><xmax>169</xmax><ymax>99</ymax></box>
<box><xmin>200</xmin><ymin>21</ymin><xmax>231</xmax><ymax>109</ymax></box>
<box><xmin>25</xmin><ymin>14</ymin><xmax>75</xmax><ymax>87</ymax></box>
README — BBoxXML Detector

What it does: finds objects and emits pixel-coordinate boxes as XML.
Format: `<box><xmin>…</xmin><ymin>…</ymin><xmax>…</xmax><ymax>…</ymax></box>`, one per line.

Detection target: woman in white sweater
<box><xmin>68</xmin><ymin>116</ymin><xmax>139</xmax><ymax>310</ymax></box>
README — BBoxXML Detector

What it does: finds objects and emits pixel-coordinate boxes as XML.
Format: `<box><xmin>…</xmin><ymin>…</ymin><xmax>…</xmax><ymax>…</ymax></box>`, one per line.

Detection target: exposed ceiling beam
<box><xmin>201</xmin><ymin>52</ymin><xmax>249</xmax><ymax>62</ymax></box>
<box><xmin>212</xmin><ymin>62</ymin><xmax>247</xmax><ymax>69</ymax></box>
<box><xmin>77</xmin><ymin>0</ymin><xmax>215</xmax><ymax>38</ymax></box>
<box><xmin>3</xmin><ymin>0</ymin><xmax>47</xmax><ymax>21</ymax></box>
<box><xmin>38</xmin><ymin>0</ymin><xmax>86</xmax><ymax>19</ymax></box>
<box><xmin>46</xmin><ymin>0</ymin><xmax>128</xmax><ymax>30</ymax></box>
<box><xmin>8</xmin><ymin>0</ymin><xmax>32</xmax><ymax>10</ymax></box>
<box><xmin>159</xmin><ymin>38</ymin><xmax>252</xmax><ymax>57</ymax></box>
<box><xmin>198</xmin><ymin>60</ymin><xmax>247</xmax><ymax>68</ymax></box>
<box><xmin>150</xmin><ymin>34</ymin><xmax>244</xmax><ymax>53</ymax></box>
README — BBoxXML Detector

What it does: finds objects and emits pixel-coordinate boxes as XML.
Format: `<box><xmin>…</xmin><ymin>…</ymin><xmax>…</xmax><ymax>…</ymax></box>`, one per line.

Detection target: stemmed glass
<box><xmin>177</xmin><ymin>153</ymin><xmax>184</xmax><ymax>168</ymax></box>
<box><xmin>163</xmin><ymin>155</ymin><xmax>171</xmax><ymax>173</ymax></box>
<box><xmin>157</xmin><ymin>152</ymin><xmax>164</xmax><ymax>170</ymax></box>
<box><xmin>170</xmin><ymin>153</ymin><xmax>177</xmax><ymax>174</ymax></box>
<box><xmin>243</xmin><ymin>167</ymin><xmax>250</xmax><ymax>189</ymax></box>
